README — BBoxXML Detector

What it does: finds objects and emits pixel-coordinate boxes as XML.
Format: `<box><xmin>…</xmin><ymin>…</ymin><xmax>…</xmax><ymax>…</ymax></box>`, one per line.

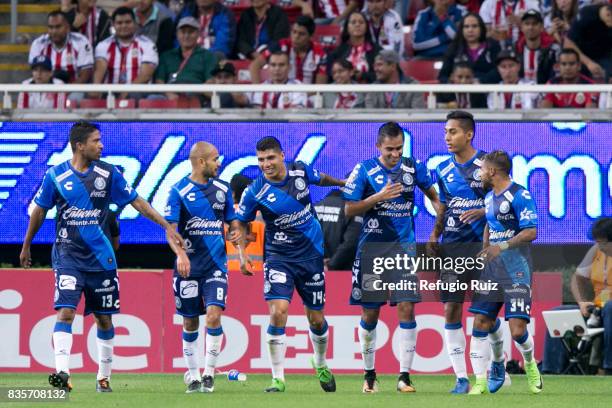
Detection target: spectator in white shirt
<box><xmin>479</xmin><ymin>0</ymin><xmax>540</xmax><ymax>46</ymax></box>
<box><xmin>17</xmin><ymin>56</ymin><xmax>67</xmax><ymax>109</ymax></box>
<box><xmin>487</xmin><ymin>48</ymin><xmax>537</xmax><ymax>109</ymax></box>
<box><xmin>93</xmin><ymin>7</ymin><xmax>158</xmax><ymax>99</ymax></box>
<box><xmin>249</xmin><ymin>51</ymin><xmax>307</xmax><ymax>108</ymax></box>
<box><xmin>29</xmin><ymin>10</ymin><xmax>94</xmax><ymax>84</ymax></box>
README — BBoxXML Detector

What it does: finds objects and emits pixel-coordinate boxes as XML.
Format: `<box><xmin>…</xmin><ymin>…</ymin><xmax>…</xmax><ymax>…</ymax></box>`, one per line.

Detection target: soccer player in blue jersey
<box><xmin>427</xmin><ymin>110</ymin><xmax>488</xmax><ymax>394</ymax></box>
<box><xmin>19</xmin><ymin>121</ymin><xmax>185</xmax><ymax>393</ymax></box>
<box><xmin>235</xmin><ymin>136</ymin><xmax>345</xmax><ymax>393</ymax></box>
<box><xmin>165</xmin><ymin>141</ymin><xmax>250</xmax><ymax>393</ymax></box>
<box><xmin>343</xmin><ymin>122</ymin><xmax>440</xmax><ymax>393</ymax></box>
<box><xmin>468</xmin><ymin>150</ymin><xmax>542</xmax><ymax>395</ymax></box>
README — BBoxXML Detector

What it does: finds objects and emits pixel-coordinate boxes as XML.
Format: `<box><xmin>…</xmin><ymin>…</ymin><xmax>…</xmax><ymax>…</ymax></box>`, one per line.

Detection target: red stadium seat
<box><xmin>230</xmin><ymin>59</ymin><xmax>253</xmax><ymax>83</ymax></box>
<box><xmin>177</xmin><ymin>96</ymin><xmax>202</xmax><ymax>109</ymax></box>
<box><xmin>138</xmin><ymin>99</ymin><xmax>180</xmax><ymax>109</ymax></box>
<box><xmin>313</xmin><ymin>24</ymin><xmax>341</xmax><ymax>50</ymax></box>
<box><xmin>400</xmin><ymin>60</ymin><xmax>441</xmax><ymax>82</ymax></box>
<box><xmin>78</xmin><ymin>99</ymin><xmax>107</xmax><ymax>109</ymax></box>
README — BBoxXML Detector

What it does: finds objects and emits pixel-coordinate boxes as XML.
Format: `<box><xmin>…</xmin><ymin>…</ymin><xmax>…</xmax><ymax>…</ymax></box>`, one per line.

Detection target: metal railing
<box><xmin>2</xmin><ymin>83</ymin><xmax>612</xmax><ymax>110</ymax></box>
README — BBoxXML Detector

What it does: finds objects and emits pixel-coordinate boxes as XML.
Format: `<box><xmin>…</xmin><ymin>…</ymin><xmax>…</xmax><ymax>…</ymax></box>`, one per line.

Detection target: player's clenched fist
<box><xmin>19</xmin><ymin>246</ymin><xmax>32</xmax><ymax>268</ymax></box>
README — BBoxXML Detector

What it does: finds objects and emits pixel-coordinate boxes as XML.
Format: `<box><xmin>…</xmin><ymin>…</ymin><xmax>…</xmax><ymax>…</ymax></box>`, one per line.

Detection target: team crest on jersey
<box><xmin>263</xmin><ymin>281</ymin><xmax>271</xmax><ymax>293</ymax></box>
<box><xmin>213</xmin><ymin>270</ymin><xmax>223</xmax><ymax>277</ymax></box>
<box><xmin>295</xmin><ymin>177</ymin><xmax>306</xmax><ymax>191</ymax></box>
<box><xmin>473</xmin><ymin>169</ymin><xmax>482</xmax><ymax>181</ymax></box>
<box><xmin>94</xmin><ymin>177</ymin><xmax>106</xmax><ymax>190</ymax></box>
<box><xmin>216</xmin><ymin>190</ymin><xmax>225</xmax><ymax>203</ymax></box>
<box><xmin>352</xmin><ymin>287</ymin><xmax>362</xmax><ymax>300</ymax></box>
<box><xmin>102</xmin><ymin>279</ymin><xmax>111</xmax><ymax>287</ymax></box>
<box><xmin>500</xmin><ymin>201</ymin><xmax>511</xmax><ymax>214</ymax></box>
<box><xmin>175</xmin><ymin>296</ymin><xmax>182</xmax><ymax>308</ymax></box>
<box><xmin>402</xmin><ymin>173</ymin><xmax>413</xmax><ymax>185</ymax></box>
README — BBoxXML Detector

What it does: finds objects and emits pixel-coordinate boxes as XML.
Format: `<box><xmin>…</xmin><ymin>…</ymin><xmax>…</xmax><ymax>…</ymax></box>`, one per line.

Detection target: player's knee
<box><xmin>94</xmin><ymin>314</ymin><xmax>113</xmax><ymax>330</ymax></box>
<box><xmin>307</xmin><ymin>312</ymin><xmax>325</xmax><ymax>329</ymax></box>
<box><xmin>270</xmin><ymin>308</ymin><xmax>288</xmax><ymax>325</ymax></box>
<box><xmin>473</xmin><ymin>315</ymin><xmax>493</xmax><ymax>331</ymax></box>
<box><xmin>444</xmin><ymin>302</ymin><xmax>462</xmax><ymax>323</ymax></box>
<box><xmin>57</xmin><ymin>308</ymin><xmax>75</xmax><ymax>323</ymax></box>
<box><xmin>509</xmin><ymin>325</ymin><xmax>527</xmax><ymax>340</ymax></box>
<box><xmin>206</xmin><ymin>312</ymin><xmax>222</xmax><ymax>328</ymax></box>
<box><xmin>361</xmin><ymin>309</ymin><xmax>379</xmax><ymax>325</ymax></box>
<box><xmin>183</xmin><ymin>317</ymin><xmax>199</xmax><ymax>332</ymax></box>
<box><xmin>397</xmin><ymin>302</ymin><xmax>415</xmax><ymax>321</ymax></box>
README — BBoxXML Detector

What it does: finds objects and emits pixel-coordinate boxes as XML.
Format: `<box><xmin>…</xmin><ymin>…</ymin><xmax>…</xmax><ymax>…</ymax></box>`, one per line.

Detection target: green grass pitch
<box><xmin>0</xmin><ymin>373</ymin><xmax>610</xmax><ymax>408</ymax></box>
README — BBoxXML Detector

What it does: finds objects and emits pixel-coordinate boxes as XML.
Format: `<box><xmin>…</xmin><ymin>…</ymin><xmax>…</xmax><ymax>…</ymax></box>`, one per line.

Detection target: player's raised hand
<box><xmin>459</xmin><ymin>208</ymin><xmax>485</xmax><ymax>224</ymax></box>
<box><xmin>19</xmin><ymin>246</ymin><xmax>32</xmax><ymax>269</ymax></box>
<box><xmin>376</xmin><ymin>180</ymin><xmax>403</xmax><ymax>202</ymax></box>
<box><xmin>176</xmin><ymin>252</ymin><xmax>191</xmax><ymax>278</ymax></box>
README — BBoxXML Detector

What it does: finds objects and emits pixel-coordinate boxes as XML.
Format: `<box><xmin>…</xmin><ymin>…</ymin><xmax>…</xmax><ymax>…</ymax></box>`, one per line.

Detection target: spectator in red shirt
<box><xmin>540</xmin><ymin>48</ymin><xmax>597</xmax><ymax>108</ymax></box>
<box><xmin>515</xmin><ymin>9</ymin><xmax>560</xmax><ymax>84</ymax></box>
<box><xmin>328</xmin><ymin>10</ymin><xmax>381</xmax><ymax>83</ymax></box>
<box><xmin>249</xmin><ymin>15</ymin><xmax>328</xmax><ymax>84</ymax></box>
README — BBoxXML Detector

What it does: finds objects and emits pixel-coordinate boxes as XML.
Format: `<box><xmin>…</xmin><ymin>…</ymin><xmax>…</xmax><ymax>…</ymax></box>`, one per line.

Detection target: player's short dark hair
<box><xmin>452</xmin><ymin>62</ymin><xmax>474</xmax><ymax>73</ymax></box>
<box><xmin>256</xmin><ymin>136</ymin><xmax>283</xmax><ymax>153</ymax></box>
<box><xmin>591</xmin><ymin>217</ymin><xmax>612</xmax><ymax>242</ymax></box>
<box><xmin>47</xmin><ymin>10</ymin><xmax>69</xmax><ymax>23</ymax></box>
<box><xmin>377</xmin><ymin>122</ymin><xmax>404</xmax><ymax>144</ymax></box>
<box><xmin>559</xmin><ymin>48</ymin><xmax>579</xmax><ymax>61</ymax></box>
<box><xmin>112</xmin><ymin>6</ymin><xmax>135</xmax><ymax>22</ymax></box>
<box><xmin>268</xmin><ymin>50</ymin><xmax>289</xmax><ymax>62</ymax></box>
<box><xmin>332</xmin><ymin>58</ymin><xmax>354</xmax><ymax>71</ymax></box>
<box><xmin>231</xmin><ymin>174</ymin><xmax>252</xmax><ymax>202</ymax></box>
<box><xmin>446</xmin><ymin>110</ymin><xmax>475</xmax><ymax>134</ymax></box>
<box><xmin>69</xmin><ymin>121</ymin><xmax>100</xmax><ymax>152</ymax></box>
<box><xmin>295</xmin><ymin>15</ymin><xmax>316</xmax><ymax>36</ymax></box>
<box><xmin>483</xmin><ymin>150</ymin><xmax>512</xmax><ymax>175</ymax></box>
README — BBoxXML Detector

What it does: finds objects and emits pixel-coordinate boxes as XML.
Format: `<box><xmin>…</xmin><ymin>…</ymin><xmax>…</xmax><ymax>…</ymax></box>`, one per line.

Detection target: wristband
<box><xmin>498</xmin><ymin>241</ymin><xmax>509</xmax><ymax>251</ymax></box>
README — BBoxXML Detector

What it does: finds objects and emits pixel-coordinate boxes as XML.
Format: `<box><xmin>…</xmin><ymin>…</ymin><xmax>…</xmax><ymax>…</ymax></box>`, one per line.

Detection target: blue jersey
<box><xmin>34</xmin><ymin>160</ymin><xmax>138</xmax><ymax>271</ymax></box>
<box><xmin>165</xmin><ymin>176</ymin><xmax>236</xmax><ymax>277</ymax></box>
<box><xmin>435</xmin><ymin>150</ymin><xmax>488</xmax><ymax>243</ymax></box>
<box><xmin>236</xmin><ymin>161</ymin><xmax>324</xmax><ymax>262</ymax></box>
<box><xmin>484</xmin><ymin>182</ymin><xmax>538</xmax><ymax>285</ymax></box>
<box><xmin>343</xmin><ymin>157</ymin><xmax>433</xmax><ymax>251</ymax></box>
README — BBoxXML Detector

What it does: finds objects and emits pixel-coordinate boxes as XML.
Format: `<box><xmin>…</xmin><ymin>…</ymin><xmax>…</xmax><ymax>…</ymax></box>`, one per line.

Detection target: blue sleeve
<box><xmin>412</xmin><ymin>11</ymin><xmax>448</xmax><ymax>51</ymax></box>
<box><xmin>435</xmin><ymin>169</ymin><xmax>447</xmax><ymax>204</ymax></box>
<box><xmin>299</xmin><ymin>161</ymin><xmax>322</xmax><ymax>185</ymax></box>
<box><xmin>164</xmin><ymin>187</ymin><xmax>181</xmax><ymax>224</ymax></box>
<box><xmin>513</xmin><ymin>188</ymin><xmax>538</xmax><ymax>230</ymax></box>
<box><xmin>235</xmin><ymin>186</ymin><xmax>258</xmax><ymax>222</ymax></box>
<box><xmin>224</xmin><ymin>188</ymin><xmax>237</xmax><ymax>222</ymax></box>
<box><xmin>343</xmin><ymin>163</ymin><xmax>367</xmax><ymax>201</ymax></box>
<box><xmin>415</xmin><ymin>160</ymin><xmax>434</xmax><ymax>190</ymax></box>
<box><xmin>211</xmin><ymin>10</ymin><xmax>236</xmax><ymax>57</ymax></box>
<box><xmin>110</xmin><ymin>166</ymin><xmax>138</xmax><ymax>207</ymax></box>
<box><xmin>34</xmin><ymin>170</ymin><xmax>57</xmax><ymax>209</ymax></box>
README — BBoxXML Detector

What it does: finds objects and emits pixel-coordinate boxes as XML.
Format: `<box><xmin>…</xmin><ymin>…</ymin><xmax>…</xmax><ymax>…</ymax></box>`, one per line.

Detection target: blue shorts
<box><xmin>469</xmin><ymin>253</ymin><xmax>533</xmax><ymax>322</ymax></box>
<box><xmin>349</xmin><ymin>255</ymin><xmax>421</xmax><ymax>309</ymax></box>
<box><xmin>54</xmin><ymin>268</ymin><xmax>120</xmax><ymax>315</ymax></box>
<box><xmin>263</xmin><ymin>258</ymin><xmax>325</xmax><ymax>310</ymax></box>
<box><xmin>173</xmin><ymin>271</ymin><xmax>228</xmax><ymax>317</ymax></box>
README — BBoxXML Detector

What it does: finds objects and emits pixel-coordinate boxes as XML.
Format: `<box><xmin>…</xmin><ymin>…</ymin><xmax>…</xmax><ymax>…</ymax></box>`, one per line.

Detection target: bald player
<box><xmin>164</xmin><ymin>142</ymin><xmax>251</xmax><ymax>393</ymax></box>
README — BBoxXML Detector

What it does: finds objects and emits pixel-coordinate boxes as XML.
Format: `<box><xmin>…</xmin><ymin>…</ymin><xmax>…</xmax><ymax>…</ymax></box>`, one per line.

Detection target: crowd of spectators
<box><xmin>18</xmin><ymin>0</ymin><xmax>612</xmax><ymax>109</ymax></box>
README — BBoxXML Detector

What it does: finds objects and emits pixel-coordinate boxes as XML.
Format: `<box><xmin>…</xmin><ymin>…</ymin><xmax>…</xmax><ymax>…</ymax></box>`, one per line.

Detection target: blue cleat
<box><xmin>488</xmin><ymin>361</ymin><xmax>506</xmax><ymax>393</ymax></box>
<box><xmin>450</xmin><ymin>377</ymin><xmax>470</xmax><ymax>394</ymax></box>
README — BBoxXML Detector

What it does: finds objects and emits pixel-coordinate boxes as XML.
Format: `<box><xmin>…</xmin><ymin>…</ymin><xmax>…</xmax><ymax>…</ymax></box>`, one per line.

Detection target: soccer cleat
<box><xmin>310</xmin><ymin>357</ymin><xmax>336</xmax><ymax>392</ymax></box>
<box><xmin>185</xmin><ymin>380</ymin><xmax>202</xmax><ymax>394</ymax></box>
<box><xmin>48</xmin><ymin>371</ymin><xmax>72</xmax><ymax>392</ymax></box>
<box><xmin>468</xmin><ymin>378</ymin><xmax>489</xmax><ymax>395</ymax></box>
<box><xmin>264</xmin><ymin>378</ymin><xmax>286</xmax><ymax>393</ymax></box>
<box><xmin>201</xmin><ymin>375</ymin><xmax>214</xmax><ymax>393</ymax></box>
<box><xmin>96</xmin><ymin>378</ymin><xmax>112</xmax><ymax>393</ymax></box>
<box><xmin>524</xmin><ymin>361</ymin><xmax>543</xmax><ymax>394</ymax></box>
<box><xmin>488</xmin><ymin>361</ymin><xmax>506</xmax><ymax>393</ymax></box>
<box><xmin>450</xmin><ymin>377</ymin><xmax>470</xmax><ymax>394</ymax></box>
<box><xmin>397</xmin><ymin>372</ymin><xmax>416</xmax><ymax>393</ymax></box>
<box><xmin>362</xmin><ymin>370</ymin><xmax>379</xmax><ymax>393</ymax></box>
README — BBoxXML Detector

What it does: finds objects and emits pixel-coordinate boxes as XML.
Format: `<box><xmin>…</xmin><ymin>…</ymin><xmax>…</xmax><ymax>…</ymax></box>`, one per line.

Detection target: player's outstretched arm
<box><xmin>318</xmin><ymin>172</ymin><xmax>346</xmax><ymax>187</ymax></box>
<box><xmin>130</xmin><ymin>196</ymin><xmax>186</xmax><ymax>249</ymax></box>
<box><xmin>166</xmin><ymin>222</ymin><xmax>190</xmax><ymax>278</ymax></box>
<box><xmin>20</xmin><ymin>205</ymin><xmax>48</xmax><ymax>268</ymax></box>
<box><xmin>345</xmin><ymin>180</ymin><xmax>403</xmax><ymax>217</ymax></box>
